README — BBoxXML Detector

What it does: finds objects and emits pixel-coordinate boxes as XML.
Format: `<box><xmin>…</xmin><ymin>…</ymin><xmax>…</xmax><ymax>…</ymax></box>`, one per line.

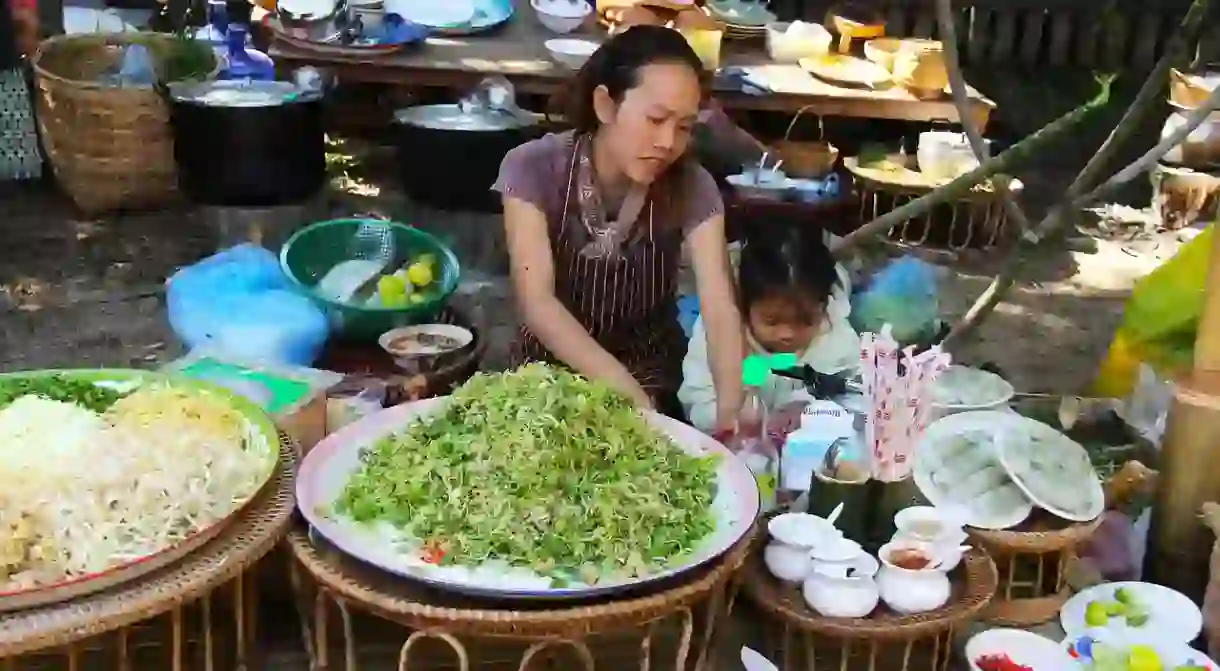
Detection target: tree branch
<box><xmin>941</xmin><ymin>0</ymin><xmax>1214</xmax><ymax>347</ymax></box>
<box><xmin>934</xmin><ymin>0</ymin><xmax>1032</xmax><ymax>234</ymax></box>
<box><xmin>832</xmin><ymin>78</ymin><xmax>1113</xmax><ymax>255</ymax></box>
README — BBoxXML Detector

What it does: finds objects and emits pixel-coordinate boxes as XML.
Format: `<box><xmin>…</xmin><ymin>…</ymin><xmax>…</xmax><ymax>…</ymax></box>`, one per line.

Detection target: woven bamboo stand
<box><xmin>966</xmin><ymin>514</ymin><xmax>1101</xmax><ymax>627</ymax></box>
<box><xmin>735</xmin><ymin>543</ymin><xmax>997</xmax><ymax>671</ymax></box>
<box><xmin>844</xmin><ymin>156</ymin><xmax>1021</xmax><ymax>251</ymax></box>
<box><xmin>286</xmin><ymin>524</ymin><xmax>757</xmax><ymax>670</ymax></box>
<box><xmin>0</xmin><ymin>431</ymin><xmax>298</xmax><ymax>668</ymax></box>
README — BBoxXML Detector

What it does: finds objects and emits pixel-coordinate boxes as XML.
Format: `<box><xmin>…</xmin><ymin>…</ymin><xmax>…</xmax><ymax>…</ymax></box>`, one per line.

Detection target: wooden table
<box><xmin>269</xmin><ymin>3</ymin><xmax>995</xmax><ymax>131</ymax></box>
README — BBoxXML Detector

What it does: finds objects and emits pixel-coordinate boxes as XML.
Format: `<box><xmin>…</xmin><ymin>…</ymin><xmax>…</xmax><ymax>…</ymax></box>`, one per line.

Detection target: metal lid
<box><xmin>168</xmin><ymin>80</ymin><xmax>309</xmax><ymax>107</ymax></box>
<box><xmin>392</xmin><ymin>103</ymin><xmax>536</xmax><ymax>131</ymax></box>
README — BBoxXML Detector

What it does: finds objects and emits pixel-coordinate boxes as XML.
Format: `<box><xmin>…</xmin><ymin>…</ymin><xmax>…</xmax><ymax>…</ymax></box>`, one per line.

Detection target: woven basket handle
<box><xmin>782</xmin><ymin>104</ymin><xmax>825</xmax><ymax>143</ymax></box>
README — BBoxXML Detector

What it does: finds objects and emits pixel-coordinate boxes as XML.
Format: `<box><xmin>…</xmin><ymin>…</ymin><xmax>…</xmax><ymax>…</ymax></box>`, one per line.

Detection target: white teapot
<box><xmin>802</xmin><ymin>546</ymin><xmax>880</xmax><ymax>618</ymax></box>
<box><xmin>763</xmin><ymin>513</ymin><xmax>840</xmax><ymax>583</ymax></box>
<box><xmin>876</xmin><ymin>541</ymin><xmax>951</xmax><ymax>614</ymax></box>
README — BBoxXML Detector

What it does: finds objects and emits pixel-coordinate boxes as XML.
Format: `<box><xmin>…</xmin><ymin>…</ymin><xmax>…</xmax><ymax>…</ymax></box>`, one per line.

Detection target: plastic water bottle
<box><xmin>739</xmin><ymin>356</ymin><xmax>777</xmax><ymax>512</ymax></box>
<box><xmin>218</xmin><ymin>0</ymin><xmax>275</xmax><ymax>81</ymax></box>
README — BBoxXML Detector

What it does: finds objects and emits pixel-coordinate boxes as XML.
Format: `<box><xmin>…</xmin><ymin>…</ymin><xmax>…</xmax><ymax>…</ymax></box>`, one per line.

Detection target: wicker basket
<box><xmin>32</xmin><ymin>33</ymin><xmax>212</xmax><ymax>214</ymax></box>
<box><xmin>775</xmin><ymin>105</ymin><xmax>839</xmax><ymax>178</ymax></box>
<box><xmin>737</xmin><ymin>542</ymin><xmax>998</xmax><ymax>671</ymax></box>
<box><xmin>967</xmin><ymin>513</ymin><xmax>1101</xmax><ymax>626</ymax></box>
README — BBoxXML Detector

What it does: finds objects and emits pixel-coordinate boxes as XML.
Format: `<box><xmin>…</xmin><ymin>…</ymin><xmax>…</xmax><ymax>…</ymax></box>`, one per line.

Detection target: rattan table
<box><xmin>735</xmin><ymin>547</ymin><xmax>998</xmax><ymax>671</ymax></box>
<box><xmin>0</xmin><ymin>433</ymin><xmax>297</xmax><ymax>667</ymax></box>
<box><xmin>287</xmin><ymin>524</ymin><xmax>758</xmax><ymax>670</ymax></box>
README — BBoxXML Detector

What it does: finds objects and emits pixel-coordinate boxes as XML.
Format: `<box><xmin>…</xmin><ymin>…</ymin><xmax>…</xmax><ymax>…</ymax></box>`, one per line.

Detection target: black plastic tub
<box><xmin>169</xmin><ymin>81</ymin><xmax>326</xmax><ymax>208</ymax></box>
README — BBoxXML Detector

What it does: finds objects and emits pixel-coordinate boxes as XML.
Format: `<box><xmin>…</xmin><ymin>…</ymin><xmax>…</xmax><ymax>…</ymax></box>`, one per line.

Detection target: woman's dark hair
<box><xmin>561</xmin><ymin>25</ymin><xmax>707</xmax><ymax>132</ymax></box>
<box><xmin>738</xmin><ymin>225</ymin><xmax>840</xmax><ymax>318</ymax></box>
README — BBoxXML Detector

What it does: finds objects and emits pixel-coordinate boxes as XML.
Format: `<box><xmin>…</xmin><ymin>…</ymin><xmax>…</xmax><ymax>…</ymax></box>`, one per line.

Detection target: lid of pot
<box><xmin>393</xmin><ymin>103</ymin><xmax>537</xmax><ymax>131</ymax></box>
<box><xmin>169</xmin><ymin>80</ymin><xmax>306</xmax><ymax>107</ymax></box>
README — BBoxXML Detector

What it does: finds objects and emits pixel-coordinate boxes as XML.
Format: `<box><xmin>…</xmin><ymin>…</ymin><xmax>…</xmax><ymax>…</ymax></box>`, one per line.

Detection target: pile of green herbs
<box><xmin>333</xmin><ymin>363</ymin><xmax>719</xmax><ymax>584</ymax></box>
<box><xmin>0</xmin><ymin>375</ymin><xmax>125</xmax><ymax>413</ymax></box>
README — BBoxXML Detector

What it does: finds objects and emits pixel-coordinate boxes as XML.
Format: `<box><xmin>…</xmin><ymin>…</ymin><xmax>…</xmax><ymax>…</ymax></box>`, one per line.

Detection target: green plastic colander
<box><xmin>279</xmin><ymin>218</ymin><xmax>461</xmax><ymax>342</ymax></box>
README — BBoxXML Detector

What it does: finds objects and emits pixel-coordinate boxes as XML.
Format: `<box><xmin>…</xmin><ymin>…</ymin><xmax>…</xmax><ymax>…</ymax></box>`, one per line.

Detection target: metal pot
<box><xmin>168</xmin><ymin>81</ymin><xmax>327</xmax><ymax>207</ymax></box>
<box><xmin>392</xmin><ymin>103</ymin><xmax>543</xmax><ymax>212</ymax></box>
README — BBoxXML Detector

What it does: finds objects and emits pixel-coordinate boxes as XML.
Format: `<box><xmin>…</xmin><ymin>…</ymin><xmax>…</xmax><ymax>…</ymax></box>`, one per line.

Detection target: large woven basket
<box><xmin>32</xmin><ymin>33</ymin><xmax>211</xmax><ymax>214</ymax></box>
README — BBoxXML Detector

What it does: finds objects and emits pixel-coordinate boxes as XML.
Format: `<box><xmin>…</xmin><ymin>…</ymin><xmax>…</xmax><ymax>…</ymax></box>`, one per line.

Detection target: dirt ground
<box><xmin>0</xmin><ymin>169</ymin><xmax>1191</xmax><ymax>394</ymax></box>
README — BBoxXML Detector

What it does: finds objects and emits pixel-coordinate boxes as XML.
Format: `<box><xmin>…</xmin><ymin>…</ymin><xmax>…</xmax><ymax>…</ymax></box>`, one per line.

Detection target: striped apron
<box><xmin>511</xmin><ymin>134</ymin><xmax>687</xmax><ymax>398</ymax></box>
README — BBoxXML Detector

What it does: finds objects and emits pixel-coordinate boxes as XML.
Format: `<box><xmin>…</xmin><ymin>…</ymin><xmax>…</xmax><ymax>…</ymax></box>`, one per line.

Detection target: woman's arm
<box><xmin>687</xmin><ymin>213</ymin><xmax>744</xmax><ymax>430</ymax></box>
<box><xmin>502</xmin><ymin>196</ymin><xmax>652</xmax><ymax>407</ymax></box>
<box><xmin>677</xmin><ymin>317</ymin><xmax>719</xmax><ymax>432</ymax></box>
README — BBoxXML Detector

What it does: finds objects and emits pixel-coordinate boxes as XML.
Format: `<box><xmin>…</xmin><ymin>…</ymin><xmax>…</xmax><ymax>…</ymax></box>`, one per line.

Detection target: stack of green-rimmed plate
<box><xmin>705</xmin><ymin>0</ymin><xmax>773</xmax><ymax>38</ymax></box>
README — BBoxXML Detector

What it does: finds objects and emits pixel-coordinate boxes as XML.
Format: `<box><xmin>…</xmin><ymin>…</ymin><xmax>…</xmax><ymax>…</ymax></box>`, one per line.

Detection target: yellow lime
<box><xmin>377</xmin><ymin>275</ymin><xmax>406</xmax><ymax>301</ymax></box>
<box><xmin>1085</xmin><ymin>601</ymin><xmax>1110</xmax><ymax>627</ymax></box>
<box><xmin>1128</xmin><ymin>646</ymin><xmax>1162</xmax><ymax>671</ymax></box>
<box><xmin>406</xmin><ymin>262</ymin><xmax>434</xmax><ymax>287</ymax></box>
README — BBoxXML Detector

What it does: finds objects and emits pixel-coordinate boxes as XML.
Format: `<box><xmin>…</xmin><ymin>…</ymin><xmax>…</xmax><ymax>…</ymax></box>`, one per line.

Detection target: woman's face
<box><xmin>747</xmin><ymin>294</ymin><xmax>826</xmax><ymax>355</ymax></box>
<box><xmin>594</xmin><ymin>62</ymin><xmax>702</xmax><ymax>185</ymax></box>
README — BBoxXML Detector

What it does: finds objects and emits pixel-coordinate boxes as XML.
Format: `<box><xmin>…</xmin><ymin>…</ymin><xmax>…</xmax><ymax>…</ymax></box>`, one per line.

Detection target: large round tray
<box><xmin>297</xmin><ymin>396</ymin><xmax>760</xmax><ymax>600</ymax></box>
<box><xmin>740</xmin><ymin>546</ymin><xmax>998</xmax><ymax>640</ymax></box>
<box><xmin>0</xmin><ymin>369</ymin><xmax>281</xmax><ymax>613</ymax></box>
<box><xmin>0</xmin><ymin>429</ymin><xmax>296</xmax><ymax>658</ymax></box>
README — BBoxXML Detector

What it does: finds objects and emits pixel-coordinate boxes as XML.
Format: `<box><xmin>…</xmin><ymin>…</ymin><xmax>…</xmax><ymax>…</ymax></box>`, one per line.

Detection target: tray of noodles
<box><xmin>0</xmin><ymin>369</ymin><xmax>281</xmax><ymax>612</ymax></box>
<box><xmin>298</xmin><ymin>363</ymin><xmax>760</xmax><ymax>599</ymax></box>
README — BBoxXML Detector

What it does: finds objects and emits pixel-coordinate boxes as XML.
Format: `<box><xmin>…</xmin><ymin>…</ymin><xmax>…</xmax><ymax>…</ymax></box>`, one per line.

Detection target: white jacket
<box><xmin>678</xmin><ymin>264</ymin><xmax>860</xmax><ymax>432</ymax></box>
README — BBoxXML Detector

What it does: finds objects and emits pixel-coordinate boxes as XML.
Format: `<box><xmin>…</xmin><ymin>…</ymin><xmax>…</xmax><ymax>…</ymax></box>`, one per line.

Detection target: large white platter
<box><xmin>297</xmin><ymin>397</ymin><xmax>760</xmax><ymax>599</ymax></box>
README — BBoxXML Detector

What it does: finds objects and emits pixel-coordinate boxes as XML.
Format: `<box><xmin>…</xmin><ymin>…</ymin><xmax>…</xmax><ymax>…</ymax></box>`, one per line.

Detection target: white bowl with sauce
<box><xmin>378</xmin><ymin>324</ymin><xmax>474</xmax><ymax>373</ymax></box>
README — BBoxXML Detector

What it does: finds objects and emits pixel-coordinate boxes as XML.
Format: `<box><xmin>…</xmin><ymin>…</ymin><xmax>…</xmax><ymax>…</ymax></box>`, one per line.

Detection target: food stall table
<box><xmin>734</xmin><ymin>542</ymin><xmax>998</xmax><ymax>671</ymax></box>
<box><xmin>267</xmin><ymin>3</ymin><xmax>995</xmax><ymax>132</ymax></box>
<box><xmin>286</xmin><ymin>523</ymin><xmax>756</xmax><ymax>670</ymax></box>
<box><xmin>0</xmin><ymin>432</ymin><xmax>298</xmax><ymax>666</ymax></box>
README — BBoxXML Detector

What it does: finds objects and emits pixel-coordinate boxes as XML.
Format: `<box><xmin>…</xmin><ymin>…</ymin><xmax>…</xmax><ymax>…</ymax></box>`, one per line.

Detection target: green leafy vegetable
<box><xmin>334</xmin><ymin>363</ymin><xmax>719</xmax><ymax>583</ymax></box>
<box><xmin>0</xmin><ymin>375</ymin><xmax>125</xmax><ymax>412</ymax></box>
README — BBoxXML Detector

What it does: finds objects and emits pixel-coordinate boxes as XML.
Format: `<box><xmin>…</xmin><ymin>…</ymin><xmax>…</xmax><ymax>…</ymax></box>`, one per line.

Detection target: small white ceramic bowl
<box><xmin>378</xmin><ymin>323</ymin><xmax>473</xmax><ymax>372</ymax></box>
<box><xmin>893</xmin><ymin>506</ymin><xmax>963</xmax><ymax>542</ymax></box>
<box><xmin>966</xmin><ymin>629</ymin><xmax>1075</xmax><ymax>671</ymax></box>
<box><xmin>532</xmin><ymin>0</ymin><xmax>591</xmax><ymax>34</ymax></box>
<box><xmin>545</xmin><ymin>38</ymin><xmax>599</xmax><ymax>70</ymax></box>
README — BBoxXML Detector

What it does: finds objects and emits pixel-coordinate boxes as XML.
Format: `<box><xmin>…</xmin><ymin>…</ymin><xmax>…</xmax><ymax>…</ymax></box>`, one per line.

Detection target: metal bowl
<box><xmin>276</xmin><ymin>0</ymin><xmax>348</xmax><ymax>42</ymax></box>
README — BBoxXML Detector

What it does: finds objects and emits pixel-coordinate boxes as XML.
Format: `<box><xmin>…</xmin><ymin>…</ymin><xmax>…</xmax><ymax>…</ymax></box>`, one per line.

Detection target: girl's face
<box><xmin>593</xmin><ymin>62</ymin><xmax>702</xmax><ymax>185</ymax></box>
<box><xmin>747</xmin><ymin>293</ymin><xmax>826</xmax><ymax>355</ymax></box>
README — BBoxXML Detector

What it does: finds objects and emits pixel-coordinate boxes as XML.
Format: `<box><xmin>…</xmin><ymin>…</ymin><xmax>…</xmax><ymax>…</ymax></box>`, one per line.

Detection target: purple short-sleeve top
<box><xmin>492</xmin><ymin>131</ymin><xmax>724</xmax><ymax>234</ymax></box>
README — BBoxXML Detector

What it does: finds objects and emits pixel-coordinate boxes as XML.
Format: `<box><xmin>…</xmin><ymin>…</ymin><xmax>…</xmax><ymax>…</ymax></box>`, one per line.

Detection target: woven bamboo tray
<box><xmin>737</xmin><ymin>544</ymin><xmax>997</xmax><ymax>671</ymax></box>
<box><xmin>844</xmin><ymin>156</ymin><xmax>1022</xmax><ymax>250</ymax></box>
<box><xmin>286</xmin><ymin>523</ymin><xmax>758</xmax><ymax>670</ymax></box>
<box><xmin>966</xmin><ymin>512</ymin><xmax>1102</xmax><ymax>627</ymax></box>
<box><xmin>0</xmin><ymin>431</ymin><xmax>298</xmax><ymax>662</ymax></box>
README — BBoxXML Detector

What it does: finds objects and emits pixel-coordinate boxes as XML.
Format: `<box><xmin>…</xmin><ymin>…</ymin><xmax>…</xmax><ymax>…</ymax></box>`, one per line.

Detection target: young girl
<box><xmin>678</xmin><ymin>225</ymin><xmax>860</xmax><ymax>433</ymax></box>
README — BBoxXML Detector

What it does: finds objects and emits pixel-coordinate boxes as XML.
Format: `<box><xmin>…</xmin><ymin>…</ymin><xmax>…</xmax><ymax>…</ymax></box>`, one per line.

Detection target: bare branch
<box><xmin>934</xmin><ymin>0</ymin><xmax>1032</xmax><ymax>234</ymax></box>
<box><xmin>942</xmin><ymin>0</ymin><xmax>1214</xmax><ymax>347</ymax></box>
<box><xmin>1065</xmin><ymin>0</ymin><xmax>1212</xmax><ymax>198</ymax></box>
<box><xmin>832</xmin><ymin>78</ymin><xmax>1113</xmax><ymax>255</ymax></box>
<box><xmin>1076</xmin><ymin>85</ymin><xmax>1220</xmax><ymax>207</ymax></box>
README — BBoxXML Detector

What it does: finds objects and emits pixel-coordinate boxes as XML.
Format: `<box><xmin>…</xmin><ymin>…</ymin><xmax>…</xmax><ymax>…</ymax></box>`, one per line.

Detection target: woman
<box><xmin>493</xmin><ymin>25</ymin><xmax>744</xmax><ymax>430</ymax></box>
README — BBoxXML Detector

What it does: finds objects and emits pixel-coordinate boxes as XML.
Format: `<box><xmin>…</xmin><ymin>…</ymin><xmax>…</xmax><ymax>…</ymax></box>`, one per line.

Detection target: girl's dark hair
<box><xmin>738</xmin><ymin>226</ymin><xmax>840</xmax><ymax>317</ymax></box>
<box><xmin>561</xmin><ymin>25</ymin><xmax>707</xmax><ymax>132</ymax></box>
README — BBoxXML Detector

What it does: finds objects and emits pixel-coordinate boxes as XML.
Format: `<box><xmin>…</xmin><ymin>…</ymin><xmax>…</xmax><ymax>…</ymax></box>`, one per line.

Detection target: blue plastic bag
<box><xmin>850</xmin><ymin>257</ymin><xmax>942</xmax><ymax>344</ymax></box>
<box><xmin>167</xmin><ymin>245</ymin><xmax>330</xmax><ymax>366</ymax></box>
